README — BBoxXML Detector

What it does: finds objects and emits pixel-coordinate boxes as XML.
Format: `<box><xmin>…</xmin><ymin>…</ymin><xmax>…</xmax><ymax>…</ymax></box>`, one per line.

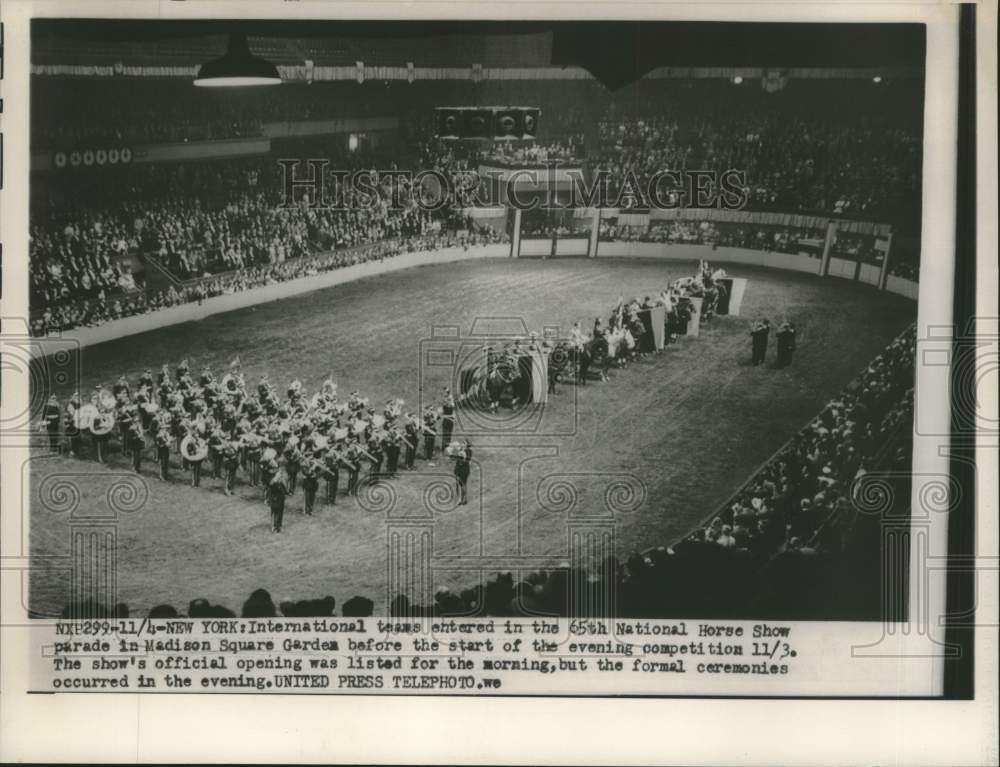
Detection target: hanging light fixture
<box><xmin>194</xmin><ymin>32</ymin><xmax>281</xmax><ymax>88</ymax></box>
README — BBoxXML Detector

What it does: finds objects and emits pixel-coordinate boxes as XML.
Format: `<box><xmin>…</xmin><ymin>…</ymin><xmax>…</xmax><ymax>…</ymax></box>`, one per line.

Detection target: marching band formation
<box><xmin>45</xmin><ymin>361</ymin><xmax>471</xmax><ymax>533</ymax></box>
<box><xmin>40</xmin><ymin>261</ymin><xmax>789</xmax><ymax>533</ymax></box>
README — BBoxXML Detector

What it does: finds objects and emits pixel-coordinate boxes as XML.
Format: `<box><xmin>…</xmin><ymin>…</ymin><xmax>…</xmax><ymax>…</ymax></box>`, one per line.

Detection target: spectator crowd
<box><xmin>30</xmin><ymin>78</ymin><xmax>922</xmax><ymax>335</ymax></box>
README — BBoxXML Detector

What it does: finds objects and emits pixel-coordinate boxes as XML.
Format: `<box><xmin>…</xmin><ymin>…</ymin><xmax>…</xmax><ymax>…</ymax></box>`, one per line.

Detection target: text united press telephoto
<box><xmin>9</xmin><ymin>15</ymin><xmax>965</xmax><ymax>700</ymax></box>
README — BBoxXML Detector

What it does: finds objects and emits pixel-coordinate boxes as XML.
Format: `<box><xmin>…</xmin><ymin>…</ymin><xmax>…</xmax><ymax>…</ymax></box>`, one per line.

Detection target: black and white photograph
<box><xmin>21</xmin><ymin>17</ymin><xmax>929</xmax><ymax>621</ymax></box>
<box><xmin>0</xmin><ymin>0</ymin><xmax>995</xmax><ymax>763</ymax></box>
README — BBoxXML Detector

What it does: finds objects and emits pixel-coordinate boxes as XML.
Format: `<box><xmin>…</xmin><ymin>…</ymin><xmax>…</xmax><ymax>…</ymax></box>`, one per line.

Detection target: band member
<box><xmin>441</xmin><ymin>389</ymin><xmax>456</xmax><ymax>447</ymax></box>
<box><xmin>422</xmin><ymin>406</ymin><xmax>439</xmax><ymax>460</ymax></box>
<box><xmin>112</xmin><ymin>374</ymin><xmax>131</xmax><ymax>402</ymax></box>
<box><xmin>453</xmin><ymin>440</ymin><xmax>472</xmax><ymax>506</ymax></box>
<box><xmin>267</xmin><ymin>471</ymin><xmax>288</xmax><ymax>533</ymax></box>
<box><xmin>366</xmin><ymin>434</ymin><xmax>384</xmax><ymax>479</ymax></box>
<box><xmin>43</xmin><ymin>395</ymin><xmax>61</xmax><ymax>452</ymax></box>
<box><xmin>344</xmin><ymin>443</ymin><xmax>361</xmax><ymax>496</ymax></box>
<box><xmin>222</xmin><ymin>440</ymin><xmax>240</xmax><ymax>496</ymax></box>
<box><xmin>64</xmin><ymin>406</ymin><xmax>82</xmax><ymax>457</ymax></box>
<box><xmin>182</xmin><ymin>434</ymin><xmax>207</xmax><ymax>488</ymax></box>
<box><xmin>91</xmin><ymin>413</ymin><xmax>112</xmax><ymax>464</ymax></box>
<box><xmin>137</xmin><ymin>392</ymin><xmax>155</xmax><ymax>431</ymax></box>
<box><xmin>155</xmin><ymin>428</ymin><xmax>172</xmax><ymax>480</ymax></box>
<box><xmin>208</xmin><ymin>426</ymin><xmax>226</xmax><ymax>480</ymax></box>
<box><xmin>157</xmin><ymin>374</ymin><xmax>172</xmax><ymax>409</ymax></box>
<box><xmin>384</xmin><ymin>429</ymin><xmax>401</xmax><ymax>477</ymax></box>
<box><xmin>244</xmin><ymin>432</ymin><xmax>262</xmax><ymax>486</ymax></box>
<box><xmin>323</xmin><ymin>446</ymin><xmax>341</xmax><ymax>504</ymax></box>
<box><xmin>260</xmin><ymin>447</ymin><xmax>279</xmax><ymax>500</ymax></box>
<box><xmin>284</xmin><ymin>439</ymin><xmax>302</xmax><ymax>495</ymax></box>
<box><xmin>127</xmin><ymin>421</ymin><xmax>145</xmax><ymax>474</ymax></box>
<box><xmin>403</xmin><ymin>415</ymin><xmax>419</xmax><ymax>470</ymax></box>
<box><xmin>117</xmin><ymin>406</ymin><xmax>134</xmax><ymax>458</ymax></box>
<box><xmin>776</xmin><ymin>321</ymin><xmax>797</xmax><ymax>367</ymax></box>
<box><xmin>301</xmin><ymin>461</ymin><xmax>319</xmax><ymax>516</ymax></box>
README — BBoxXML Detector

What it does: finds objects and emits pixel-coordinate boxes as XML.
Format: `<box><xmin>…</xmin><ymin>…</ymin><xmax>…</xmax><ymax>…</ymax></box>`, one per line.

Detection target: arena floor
<box><xmin>28</xmin><ymin>257</ymin><xmax>916</xmax><ymax>616</ymax></box>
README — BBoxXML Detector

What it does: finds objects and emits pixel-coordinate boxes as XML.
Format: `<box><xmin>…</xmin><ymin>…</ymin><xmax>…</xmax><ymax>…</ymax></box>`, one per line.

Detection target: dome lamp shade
<box><xmin>194</xmin><ymin>33</ymin><xmax>281</xmax><ymax>87</ymax></box>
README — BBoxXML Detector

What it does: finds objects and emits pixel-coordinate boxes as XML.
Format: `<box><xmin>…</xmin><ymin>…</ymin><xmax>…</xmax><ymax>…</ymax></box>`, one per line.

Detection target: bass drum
<box><xmin>90</xmin><ymin>412</ymin><xmax>115</xmax><ymax>437</ymax></box>
<box><xmin>180</xmin><ymin>435</ymin><xmax>209</xmax><ymax>462</ymax></box>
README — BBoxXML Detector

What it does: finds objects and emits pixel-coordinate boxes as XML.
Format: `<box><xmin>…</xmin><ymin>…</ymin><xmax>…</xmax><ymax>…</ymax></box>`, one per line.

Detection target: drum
<box><xmin>90</xmin><ymin>413</ymin><xmax>114</xmax><ymax>437</ymax></box>
<box><xmin>180</xmin><ymin>435</ymin><xmax>209</xmax><ymax>462</ymax></box>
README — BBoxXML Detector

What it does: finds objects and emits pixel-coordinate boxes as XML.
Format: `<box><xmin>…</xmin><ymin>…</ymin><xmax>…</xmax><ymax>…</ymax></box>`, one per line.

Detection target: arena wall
<box><xmin>596</xmin><ymin>241</ymin><xmax>824</xmax><ymax>274</ymax></box>
<box><xmin>34</xmin><ymin>242</ymin><xmax>918</xmax><ymax>357</ymax></box>
<box><xmin>593</xmin><ymin>242</ymin><xmax>923</xmax><ymax>300</ymax></box>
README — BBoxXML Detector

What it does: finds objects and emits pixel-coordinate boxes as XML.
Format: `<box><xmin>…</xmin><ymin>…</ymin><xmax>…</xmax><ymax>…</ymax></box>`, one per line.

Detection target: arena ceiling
<box><xmin>32</xmin><ymin>20</ymin><xmax>925</xmax><ymax>90</ymax></box>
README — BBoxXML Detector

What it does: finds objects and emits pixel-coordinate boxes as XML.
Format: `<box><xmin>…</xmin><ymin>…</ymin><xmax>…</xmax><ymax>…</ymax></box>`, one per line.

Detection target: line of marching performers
<box><xmin>44</xmin><ymin>364</ymin><xmax>472</xmax><ymax>532</ymax></box>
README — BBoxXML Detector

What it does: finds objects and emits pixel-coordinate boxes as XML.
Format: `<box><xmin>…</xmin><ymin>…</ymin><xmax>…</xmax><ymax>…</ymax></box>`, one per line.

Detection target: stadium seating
<box><xmin>30</xmin><ymin>77</ymin><xmax>923</xmax><ymax>336</ymax></box>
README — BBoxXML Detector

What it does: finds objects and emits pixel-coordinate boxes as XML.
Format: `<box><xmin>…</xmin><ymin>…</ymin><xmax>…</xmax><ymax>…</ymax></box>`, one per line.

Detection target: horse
<box><xmin>462</xmin><ymin>355</ymin><xmax>521</xmax><ymax>412</ymax></box>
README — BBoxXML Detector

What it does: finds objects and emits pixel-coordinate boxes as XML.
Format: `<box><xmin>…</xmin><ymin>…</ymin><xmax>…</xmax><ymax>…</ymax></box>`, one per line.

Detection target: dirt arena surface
<box><xmin>27</xmin><ymin>257</ymin><xmax>916</xmax><ymax>616</ymax></box>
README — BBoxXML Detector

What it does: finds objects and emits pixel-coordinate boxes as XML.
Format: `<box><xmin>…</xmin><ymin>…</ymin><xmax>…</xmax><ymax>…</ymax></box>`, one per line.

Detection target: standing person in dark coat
<box><xmin>182</xmin><ymin>434</ymin><xmax>207</xmax><ymax>488</ymax></box>
<box><xmin>751</xmin><ymin>319</ymin><xmax>772</xmax><ymax>366</ymax></box>
<box><xmin>208</xmin><ymin>427</ymin><xmax>226</xmax><ymax>480</ymax></box>
<box><xmin>324</xmin><ymin>446</ymin><xmax>341</xmax><ymax>504</ymax></box>
<box><xmin>64</xmin><ymin>407</ymin><xmax>82</xmax><ymax>457</ymax></box>
<box><xmin>267</xmin><ymin>471</ymin><xmax>288</xmax><ymax>532</ymax></box>
<box><xmin>453</xmin><ymin>440</ymin><xmax>472</xmax><ymax>506</ymax></box>
<box><xmin>127</xmin><ymin>421</ymin><xmax>145</xmax><ymax>474</ymax></box>
<box><xmin>344</xmin><ymin>443</ymin><xmax>361</xmax><ymax>496</ymax></box>
<box><xmin>222</xmin><ymin>440</ymin><xmax>240</xmax><ymax>496</ymax></box>
<box><xmin>301</xmin><ymin>461</ymin><xmax>319</xmax><ymax>516</ymax></box>
<box><xmin>91</xmin><ymin>414</ymin><xmax>112</xmax><ymax>464</ymax></box>
<box><xmin>440</xmin><ymin>389</ymin><xmax>456</xmax><ymax>448</ymax></box>
<box><xmin>384</xmin><ymin>429</ymin><xmax>401</xmax><ymax>477</ymax></box>
<box><xmin>776</xmin><ymin>321</ymin><xmax>798</xmax><ymax>367</ymax></box>
<box><xmin>43</xmin><ymin>395</ymin><xmax>61</xmax><ymax>452</ymax></box>
<box><xmin>117</xmin><ymin>406</ymin><xmax>135</xmax><ymax>458</ymax></box>
<box><xmin>402</xmin><ymin>415</ymin><xmax>419</xmax><ymax>470</ymax></box>
<box><xmin>155</xmin><ymin>428</ymin><xmax>172</xmax><ymax>480</ymax></box>
<box><xmin>284</xmin><ymin>440</ymin><xmax>302</xmax><ymax>495</ymax></box>
<box><xmin>245</xmin><ymin>433</ymin><xmax>262</xmax><ymax>486</ymax></box>
<box><xmin>422</xmin><ymin>406</ymin><xmax>439</xmax><ymax>461</ymax></box>
<box><xmin>260</xmin><ymin>447</ymin><xmax>279</xmax><ymax>501</ymax></box>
